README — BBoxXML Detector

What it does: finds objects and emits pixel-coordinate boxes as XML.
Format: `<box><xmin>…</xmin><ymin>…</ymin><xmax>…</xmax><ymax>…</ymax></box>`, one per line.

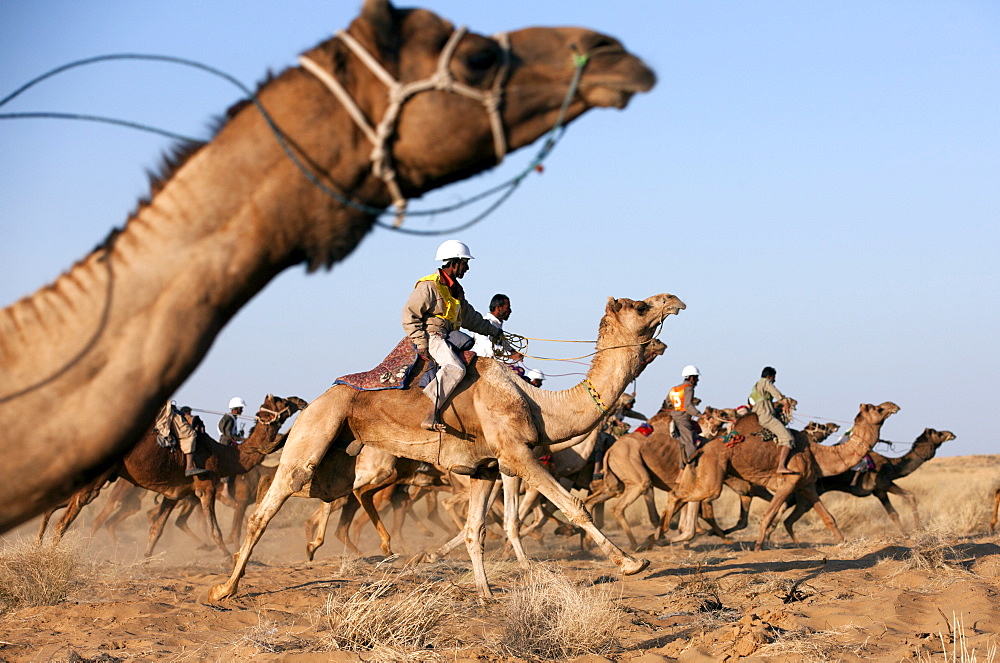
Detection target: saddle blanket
<box><xmin>334</xmin><ymin>337</ymin><xmax>419</xmax><ymax>391</ymax></box>
<box><xmin>333</xmin><ymin>337</ymin><xmax>477</xmax><ymax>391</ymax></box>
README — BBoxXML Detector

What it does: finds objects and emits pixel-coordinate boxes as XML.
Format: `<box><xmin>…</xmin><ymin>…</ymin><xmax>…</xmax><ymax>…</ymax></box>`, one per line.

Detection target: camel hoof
<box><xmin>207</xmin><ymin>584</ymin><xmax>235</xmax><ymax>602</ymax></box>
<box><xmin>620</xmin><ymin>557</ymin><xmax>649</xmax><ymax>576</ymax></box>
<box><xmin>635</xmin><ymin>537</ymin><xmax>654</xmax><ymax>553</ymax></box>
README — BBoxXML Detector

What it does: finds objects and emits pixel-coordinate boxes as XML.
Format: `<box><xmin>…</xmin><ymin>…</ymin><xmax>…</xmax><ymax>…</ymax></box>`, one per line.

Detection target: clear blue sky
<box><xmin>2</xmin><ymin>1</ymin><xmax>997</xmax><ymax>458</ymax></box>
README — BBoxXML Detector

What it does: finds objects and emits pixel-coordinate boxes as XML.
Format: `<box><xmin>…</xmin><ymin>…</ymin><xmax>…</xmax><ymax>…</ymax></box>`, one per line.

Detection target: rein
<box><xmin>300</xmin><ymin>26</ymin><xmax>512</xmax><ymax>226</ymax></box>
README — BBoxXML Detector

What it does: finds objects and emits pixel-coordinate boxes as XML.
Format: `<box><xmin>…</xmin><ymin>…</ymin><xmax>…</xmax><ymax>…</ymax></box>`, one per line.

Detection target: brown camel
<box><xmin>780</xmin><ymin>428</ymin><xmax>955</xmax><ymax>539</ymax></box>
<box><xmin>38</xmin><ymin>395</ymin><xmax>305</xmax><ymax>558</ymax></box>
<box><xmin>661</xmin><ymin>402</ymin><xmax>900</xmax><ymax>551</ymax></box>
<box><xmin>0</xmin><ymin>0</ymin><xmax>656</xmax><ymax>533</ymax></box>
<box><xmin>581</xmin><ymin>406</ymin><xmax>733</xmax><ymax>550</ymax></box>
<box><xmin>209</xmin><ymin>293</ymin><xmax>685</xmax><ymax>600</ymax></box>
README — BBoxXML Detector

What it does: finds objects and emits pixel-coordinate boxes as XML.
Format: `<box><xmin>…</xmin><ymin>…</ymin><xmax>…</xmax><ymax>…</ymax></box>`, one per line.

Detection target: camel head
<box><xmin>921</xmin><ymin>428</ymin><xmax>956</xmax><ymax>446</ymax></box>
<box><xmin>699</xmin><ymin>406</ymin><xmax>735</xmax><ymax>439</ymax></box>
<box><xmin>854</xmin><ymin>401</ymin><xmax>901</xmax><ymax>427</ymax></box>
<box><xmin>639</xmin><ymin>339</ymin><xmax>668</xmax><ymax>367</ymax></box>
<box><xmin>253</xmin><ymin>394</ymin><xmax>308</xmax><ymax>427</ymax></box>
<box><xmin>313</xmin><ymin>0</ymin><xmax>656</xmax><ymax>195</ymax></box>
<box><xmin>802</xmin><ymin>421</ymin><xmax>840</xmax><ymax>444</ymax></box>
<box><xmin>598</xmin><ymin>294</ymin><xmax>685</xmax><ymax>347</ymax></box>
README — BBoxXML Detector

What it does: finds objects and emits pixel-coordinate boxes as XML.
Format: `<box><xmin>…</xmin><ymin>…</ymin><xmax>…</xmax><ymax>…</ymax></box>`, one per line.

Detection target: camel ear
<box><xmin>360</xmin><ymin>0</ymin><xmax>399</xmax><ymax>53</ymax></box>
<box><xmin>607</xmin><ymin>297</ymin><xmax>622</xmax><ymax>313</ymax></box>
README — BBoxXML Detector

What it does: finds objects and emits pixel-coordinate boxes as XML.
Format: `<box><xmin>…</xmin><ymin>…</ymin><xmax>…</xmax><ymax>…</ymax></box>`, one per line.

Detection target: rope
<box><xmin>0</xmin><ymin>47</ymin><xmax>589</xmax><ymax>236</ymax></box>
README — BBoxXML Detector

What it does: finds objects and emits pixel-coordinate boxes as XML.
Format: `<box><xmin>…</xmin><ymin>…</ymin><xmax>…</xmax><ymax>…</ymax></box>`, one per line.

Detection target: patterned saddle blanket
<box><xmin>333</xmin><ymin>337</ymin><xmax>476</xmax><ymax>391</ymax></box>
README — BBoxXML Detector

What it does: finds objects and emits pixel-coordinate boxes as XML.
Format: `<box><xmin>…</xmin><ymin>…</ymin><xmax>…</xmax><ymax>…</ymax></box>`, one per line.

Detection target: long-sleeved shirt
<box><xmin>402</xmin><ymin>271</ymin><xmax>498</xmax><ymax>354</ymax></box>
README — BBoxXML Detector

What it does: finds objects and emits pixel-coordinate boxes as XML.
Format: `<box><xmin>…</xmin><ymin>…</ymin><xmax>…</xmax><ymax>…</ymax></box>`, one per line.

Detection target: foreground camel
<box><xmin>0</xmin><ymin>0</ymin><xmax>656</xmax><ymax>532</ymax></box>
<box><xmin>209</xmin><ymin>293</ymin><xmax>685</xmax><ymax>600</ymax></box>
<box><xmin>39</xmin><ymin>395</ymin><xmax>304</xmax><ymax>557</ymax></box>
<box><xmin>780</xmin><ymin>428</ymin><xmax>955</xmax><ymax>539</ymax></box>
<box><xmin>662</xmin><ymin>402</ymin><xmax>901</xmax><ymax>551</ymax></box>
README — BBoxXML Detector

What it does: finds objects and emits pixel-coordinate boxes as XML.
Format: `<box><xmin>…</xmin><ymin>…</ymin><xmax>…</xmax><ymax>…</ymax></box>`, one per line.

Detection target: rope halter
<box><xmin>255</xmin><ymin>404</ymin><xmax>290</xmax><ymax>426</ymax></box>
<box><xmin>300</xmin><ymin>27</ymin><xmax>512</xmax><ymax>226</ymax></box>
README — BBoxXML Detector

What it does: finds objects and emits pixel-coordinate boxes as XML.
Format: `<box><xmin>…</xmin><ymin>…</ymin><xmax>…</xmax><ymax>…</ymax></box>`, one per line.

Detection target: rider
<box><xmin>402</xmin><ymin>240</ymin><xmax>504</xmax><ymax>431</ymax></box>
<box><xmin>749</xmin><ymin>366</ymin><xmax>797</xmax><ymax>474</ymax></box>
<box><xmin>218</xmin><ymin>397</ymin><xmax>246</xmax><ymax>446</ymax></box>
<box><xmin>666</xmin><ymin>365</ymin><xmax>701</xmax><ymax>467</ymax></box>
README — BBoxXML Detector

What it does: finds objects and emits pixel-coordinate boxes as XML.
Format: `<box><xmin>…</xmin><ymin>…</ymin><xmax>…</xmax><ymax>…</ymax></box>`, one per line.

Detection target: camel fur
<box><xmin>0</xmin><ymin>0</ymin><xmax>655</xmax><ymax>532</ymax></box>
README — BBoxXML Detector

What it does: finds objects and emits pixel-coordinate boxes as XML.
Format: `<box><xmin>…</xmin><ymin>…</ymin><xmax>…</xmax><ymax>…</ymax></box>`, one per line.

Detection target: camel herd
<box><xmin>3</xmin><ymin>0</ymin><xmax>989</xmax><ymax>607</ymax></box>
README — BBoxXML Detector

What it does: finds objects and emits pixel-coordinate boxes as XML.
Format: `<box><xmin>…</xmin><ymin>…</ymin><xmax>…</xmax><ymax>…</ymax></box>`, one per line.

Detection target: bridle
<box><xmin>256</xmin><ymin>404</ymin><xmax>290</xmax><ymax>426</ymax></box>
<box><xmin>299</xmin><ymin>26</ymin><xmax>512</xmax><ymax>226</ymax></box>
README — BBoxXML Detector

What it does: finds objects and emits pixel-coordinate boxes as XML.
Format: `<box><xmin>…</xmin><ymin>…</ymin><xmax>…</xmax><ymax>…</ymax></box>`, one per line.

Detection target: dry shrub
<box><xmin>321</xmin><ymin>574</ymin><xmax>464</xmax><ymax>657</ymax></box>
<box><xmin>753</xmin><ymin>623</ymin><xmax>869</xmax><ymax>661</ymax></box>
<box><xmin>0</xmin><ymin>536</ymin><xmax>93</xmax><ymax>613</ymax></box>
<box><xmin>495</xmin><ymin>563</ymin><xmax>625</xmax><ymax>660</ymax></box>
<box><xmin>901</xmin><ymin>530</ymin><xmax>965</xmax><ymax>574</ymax></box>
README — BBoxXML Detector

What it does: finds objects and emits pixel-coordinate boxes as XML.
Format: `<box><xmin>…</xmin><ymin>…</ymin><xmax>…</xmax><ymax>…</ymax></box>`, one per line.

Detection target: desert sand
<box><xmin>2</xmin><ymin>454</ymin><xmax>998</xmax><ymax>662</ymax></box>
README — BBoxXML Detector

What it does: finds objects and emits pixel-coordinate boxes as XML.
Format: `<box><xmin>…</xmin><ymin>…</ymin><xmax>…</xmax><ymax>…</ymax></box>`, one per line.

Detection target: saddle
<box><xmin>333</xmin><ymin>337</ymin><xmax>476</xmax><ymax>391</ymax></box>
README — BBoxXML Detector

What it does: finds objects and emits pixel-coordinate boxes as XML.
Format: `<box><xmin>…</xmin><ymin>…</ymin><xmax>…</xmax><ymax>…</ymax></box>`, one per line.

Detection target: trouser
<box><xmin>755</xmin><ymin>408</ymin><xmax>795</xmax><ymax>448</ymax></box>
<box><xmin>670</xmin><ymin>411</ymin><xmax>698</xmax><ymax>465</ymax></box>
<box><xmin>423</xmin><ymin>333</ymin><xmax>466</xmax><ymax>409</ymax></box>
<box><xmin>154</xmin><ymin>403</ymin><xmax>198</xmax><ymax>453</ymax></box>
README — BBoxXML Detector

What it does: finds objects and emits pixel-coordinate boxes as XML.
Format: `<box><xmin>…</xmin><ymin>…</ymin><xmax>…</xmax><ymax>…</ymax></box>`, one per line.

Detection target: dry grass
<box><xmin>493</xmin><ymin>563</ymin><xmax>626</xmax><ymax>660</ymax></box>
<box><xmin>919</xmin><ymin>613</ymin><xmax>998</xmax><ymax>663</ymax></box>
<box><xmin>0</xmin><ymin>536</ymin><xmax>94</xmax><ymax>614</ymax></box>
<box><xmin>320</xmin><ymin>573</ymin><xmax>466</xmax><ymax>658</ymax></box>
<box><xmin>753</xmin><ymin>623</ymin><xmax>871</xmax><ymax>661</ymax></box>
<box><xmin>897</xmin><ymin>529</ymin><xmax>967</xmax><ymax>575</ymax></box>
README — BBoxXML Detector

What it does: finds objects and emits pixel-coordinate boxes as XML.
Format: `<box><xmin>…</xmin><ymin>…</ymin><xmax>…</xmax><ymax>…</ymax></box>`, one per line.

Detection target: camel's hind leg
<box><xmin>208</xmin><ymin>390</ymin><xmax>349</xmax><ymax>602</ymax></box>
<box><xmin>500</xmin><ymin>474</ymin><xmax>529</xmax><ymax>564</ymax></box>
<box><xmin>464</xmin><ymin>473</ymin><xmax>499</xmax><ymax>599</ymax></box>
<box><xmin>886</xmin><ymin>482</ymin><xmax>920</xmax><ymax>531</ymax></box>
<box><xmin>99</xmin><ymin>485</ymin><xmax>144</xmax><ymax>545</ymax></box>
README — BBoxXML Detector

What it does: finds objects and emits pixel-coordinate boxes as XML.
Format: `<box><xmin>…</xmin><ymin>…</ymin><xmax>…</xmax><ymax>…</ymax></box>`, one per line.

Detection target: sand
<box><xmin>2</xmin><ymin>455</ymin><xmax>998</xmax><ymax>662</ymax></box>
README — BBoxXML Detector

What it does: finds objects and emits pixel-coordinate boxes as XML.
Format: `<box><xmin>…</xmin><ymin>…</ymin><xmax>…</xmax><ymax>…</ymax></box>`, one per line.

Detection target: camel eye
<box><xmin>635</xmin><ymin>303</ymin><xmax>650</xmax><ymax>315</ymax></box>
<box><xmin>464</xmin><ymin>48</ymin><xmax>497</xmax><ymax>73</ymax></box>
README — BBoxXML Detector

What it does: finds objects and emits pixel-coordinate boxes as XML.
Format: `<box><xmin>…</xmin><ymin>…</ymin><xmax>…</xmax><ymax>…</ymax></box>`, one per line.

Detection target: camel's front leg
<box><xmin>465</xmin><ymin>474</ymin><xmax>498</xmax><ymax>599</ymax></box>
<box><xmin>505</xmin><ymin>446</ymin><xmax>648</xmax><ymax>576</ymax></box>
<box><xmin>208</xmin><ymin>395</ymin><xmax>347</xmax><ymax>602</ymax></box>
<box><xmin>427</xmin><ymin>479</ymin><xmax>502</xmax><ymax>561</ymax></box>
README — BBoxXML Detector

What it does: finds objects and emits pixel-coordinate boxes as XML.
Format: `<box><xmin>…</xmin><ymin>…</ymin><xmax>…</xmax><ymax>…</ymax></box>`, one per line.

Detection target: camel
<box><xmin>0</xmin><ymin>0</ymin><xmax>656</xmax><ymax>533</ymax></box>
<box><xmin>661</xmin><ymin>402</ymin><xmax>901</xmax><ymax>551</ymax></box>
<box><xmin>581</xmin><ymin>406</ymin><xmax>734</xmax><ymax>550</ymax></box>
<box><xmin>38</xmin><ymin>395</ymin><xmax>305</xmax><ymax>558</ymax></box>
<box><xmin>779</xmin><ymin>428</ymin><xmax>956</xmax><ymax>539</ymax></box>
<box><xmin>208</xmin><ymin>293</ymin><xmax>685</xmax><ymax>600</ymax></box>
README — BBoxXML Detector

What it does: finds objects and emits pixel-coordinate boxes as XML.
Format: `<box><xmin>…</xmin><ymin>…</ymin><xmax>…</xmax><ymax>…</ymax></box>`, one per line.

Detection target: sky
<box><xmin>2</xmin><ymin>1</ymin><xmax>998</xmax><ymax>459</ymax></box>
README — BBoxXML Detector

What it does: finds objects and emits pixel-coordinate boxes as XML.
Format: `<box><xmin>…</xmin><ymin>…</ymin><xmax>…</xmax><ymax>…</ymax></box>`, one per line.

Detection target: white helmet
<box><xmin>435</xmin><ymin>239</ymin><xmax>474</xmax><ymax>262</ymax></box>
<box><xmin>525</xmin><ymin>368</ymin><xmax>544</xmax><ymax>382</ymax></box>
<box><xmin>228</xmin><ymin>396</ymin><xmax>246</xmax><ymax>409</ymax></box>
<box><xmin>681</xmin><ymin>365</ymin><xmax>700</xmax><ymax>378</ymax></box>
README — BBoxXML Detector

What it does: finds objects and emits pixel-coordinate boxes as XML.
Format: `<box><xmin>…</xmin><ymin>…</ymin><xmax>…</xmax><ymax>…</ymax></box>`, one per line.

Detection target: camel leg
<box><xmin>101</xmin><ymin>487</ymin><xmax>143</xmax><ymax>545</ymax></box>
<box><xmin>874</xmin><ymin>488</ymin><xmax>907</xmax><ymax>534</ymax></box>
<box><xmin>172</xmin><ymin>496</ymin><xmax>208</xmax><ymax>548</ymax></box>
<box><xmin>724</xmin><ymin>495</ymin><xmax>754</xmax><ymax>535</ymax></box>
<box><xmin>781</xmin><ymin>485</ymin><xmax>843</xmax><ymax>548</ymax></box>
<box><xmin>501</xmin><ymin>474</ymin><xmax>529</xmax><ymax>564</ymax></box>
<box><xmin>36</xmin><ymin>508</ymin><xmax>56</xmax><ymax>543</ymax></box>
<box><xmin>698</xmin><ymin>501</ymin><xmax>733</xmax><ymax>543</ymax></box>
<box><xmin>355</xmin><ymin>485</ymin><xmax>394</xmax><ymax>557</ymax></box>
<box><xmin>208</xmin><ymin>391</ymin><xmax>351</xmax><ymax>601</ymax></box>
<box><xmin>886</xmin><ymin>482</ymin><xmax>920</xmax><ymax>530</ymax></box>
<box><xmin>643</xmin><ymin>487</ymin><xmax>659</xmax><ymax>528</ymax></box>
<box><xmin>500</xmin><ymin>444</ymin><xmax>648</xmax><ymax>576</ymax></box>
<box><xmin>609</xmin><ymin>481</ymin><xmax>650</xmax><ymax>550</ymax></box>
<box><xmin>427</xmin><ymin>479</ymin><xmax>502</xmax><ymax>561</ymax></box>
<box><xmin>780</xmin><ymin>497</ymin><xmax>811</xmax><ymax>544</ymax></box>
<box><xmin>991</xmin><ymin>488</ymin><xmax>1000</xmax><ymax>532</ymax></box>
<box><xmin>47</xmin><ymin>473</ymin><xmax>113</xmax><ymax>543</ymax></box>
<box><xmin>464</xmin><ymin>473</ymin><xmax>499</xmax><ymax>599</ymax></box>
<box><xmin>190</xmin><ymin>478</ymin><xmax>231</xmax><ymax>559</ymax></box>
<box><xmin>145</xmin><ymin>498</ymin><xmax>179</xmax><ymax>556</ymax></box>
<box><xmin>90</xmin><ymin>482</ymin><xmax>134</xmax><ymax>539</ymax></box>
